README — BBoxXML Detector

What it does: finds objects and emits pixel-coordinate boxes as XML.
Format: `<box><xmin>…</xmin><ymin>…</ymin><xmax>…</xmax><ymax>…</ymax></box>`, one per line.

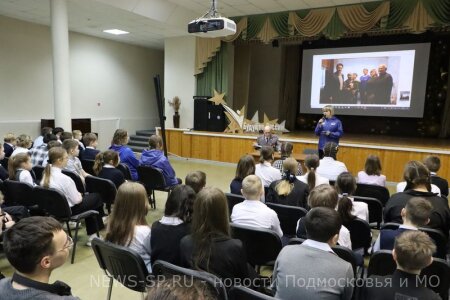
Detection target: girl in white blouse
<box><xmin>357</xmin><ymin>155</ymin><xmax>386</xmax><ymax>187</ymax></box>
<box><xmin>8</xmin><ymin>153</ymin><xmax>35</xmax><ymax>186</ymax></box>
<box><xmin>297</xmin><ymin>154</ymin><xmax>329</xmax><ymax>190</ymax></box>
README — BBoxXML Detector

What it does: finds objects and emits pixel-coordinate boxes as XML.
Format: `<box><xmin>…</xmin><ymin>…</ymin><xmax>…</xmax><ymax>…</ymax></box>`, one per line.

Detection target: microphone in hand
<box><xmin>319</xmin><ymin>117</ymin><xmax>325</xmax><ymax>125</ymax></box>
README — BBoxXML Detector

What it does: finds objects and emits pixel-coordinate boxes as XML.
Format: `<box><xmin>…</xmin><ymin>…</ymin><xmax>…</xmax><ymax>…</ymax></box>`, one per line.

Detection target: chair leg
<box><xmin>107</xmin><ymin>276</ymin><xmax>113</xmax><ymax>300</ymax></box>
<box><xmin>65</xmin><ymin>221</ymin><xmax>72</xmax><ymax>238</ymax></box>
<box><xmin>71</xmin><ymin>221</ymin><xmax>81</xmax><ymax>264</ymax></box>
<box><xmin>152</xmin><ymin>190</ymin><xmax>156</xmax><ymax>210</ymax></box>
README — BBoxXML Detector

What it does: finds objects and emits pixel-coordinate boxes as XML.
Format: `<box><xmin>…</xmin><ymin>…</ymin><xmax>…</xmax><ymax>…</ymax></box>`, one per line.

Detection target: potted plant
<box><xmin>169</xmin><ymin>96</ymin><xmax>181</xmax><ymax>128</ymax></box>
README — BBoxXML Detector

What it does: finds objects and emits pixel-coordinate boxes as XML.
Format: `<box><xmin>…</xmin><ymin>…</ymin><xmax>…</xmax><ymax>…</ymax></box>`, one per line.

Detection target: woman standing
<box><xmin>314</xmin><ymin>105</ymin><xmax>343</xmax><ymax>159</ymax></box>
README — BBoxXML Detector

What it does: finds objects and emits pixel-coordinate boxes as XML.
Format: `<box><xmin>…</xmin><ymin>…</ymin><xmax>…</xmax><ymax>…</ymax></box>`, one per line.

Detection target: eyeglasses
<box><xmin>57</xmin><ymin>235</ymin><xmax>74</xmax><ymax>252</ymax></box>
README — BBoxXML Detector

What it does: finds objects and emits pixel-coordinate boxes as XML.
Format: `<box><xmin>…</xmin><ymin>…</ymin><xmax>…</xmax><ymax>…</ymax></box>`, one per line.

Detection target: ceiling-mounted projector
<box><xmin>188</xmin><ymin>0</ymin><xmax>236</xmax><ymax>38</ymax></box>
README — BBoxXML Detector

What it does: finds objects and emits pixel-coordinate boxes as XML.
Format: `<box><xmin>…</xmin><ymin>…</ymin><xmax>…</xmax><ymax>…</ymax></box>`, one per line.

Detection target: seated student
<box><xmin>396</xmin><ymin>181</ymin><xmax>441</xmax><ymax>196</ymax></box>
<box><xmin>146</xmin><ymin>278</ymin><xmax>216</xmax><ymax>300</ymax></box>
<box><xmin>60</xmin><ymin>132</ymin><xmax>73</xmax><ymax>143</ymax></box>
<box><xmin>41</xmin><ymin>147</ymin><xmax>105</xmax><ymax>246</ymax></box>
<box><xmin>29</xmin><ymin>133</ymin><xmax>58</xmax><ymax>166</ymax></box>
<box><xmin>357</xmin><ymin>155</ymin><xmax>386</xmax><ymax>187</ymax></box>
<box><xmin>150</xmin><ymin>185</ymin><xmax>195</xmax><ymax>265</ymax></box>
<box><xmin>0</xmin><ymin>196</ymin><xmax>16</xmax><ymax>233</ymax></box>
<box><xmin>336</xmin><ymin>172</ymin><xmax>368</xmax><ymax>222</ymax></box>
<box><xmin>185</xmin><ymin>171</ymin><xmax>206</xmax><ymax>194</ymax></box>
<box><xmin>297</xmin><ymin>154</ymin><xmax>329</xmax><ymax>189</ymax></box>
<box><xmin>11</xmin><ymin>134</ymin><xmax>32</xmax><ymax>158</ymax></box>
<box><xmin>93</xmin><ymin>150</ymin><xmax>125</xmax><ymax>189</ymax></box>
<box><xmin>231</xmin><ymin>175</ymin><xmax>283</xmax><ymax>237</ymax></box>
<box><xmin>52</xmin><ymin>127</ymin><xmax>64</xmax><ymax>144</ymax></box>
<box><xmin>297</xmin><ymin>184</ymin><xmax>352</xmax><ymax>249</ymax></box>
<box><xmin>230</xmin><ymin>154</ymin><xmax>255</xmax><ymax>195</ymax></box>
<box><xmin>0</xmin><ymin>216</ymin><xmax>80</xmax><ymax>299</ymax></box>
<box><xmin>3</xmin><ymin>133</ymin><xmax>17</xmax><ymax>158</ymax></box>
<box><xmin>255</xmin><ymin>146</ymin><xmax>282</xmax><ymax>188</ymax></box>
<box><xmin>139</xmin><ymin>135</ymin><xmax>180</xmax><ymax>187</ymax></box>
<box><xmin>33</xmin><ymin>127</ymin><xmax>52</xmax><ymax>148</ymax></box>
<box><xmin>109</xmin><ymin>129</ymin><xmax>139</xmax><ymax>181</ymax></box>
<box><xmin>424</xmin><ymin>155</ymin><xmax>448</xmax><ymax>197</ymax></box>
<box><xmin>8</xmin><ymin>153</ymin><xmax>35</xmax><ymax>186</ymax></box>
<box><xmin>316</xmin><ymin>142</ymin><xmax>348</xmax><ymax>181</ymax></box>
<box><xmin>180</xmin><ymin>187</ymin><xmax>257</xmax><ymax>283</ymax></box>
<box><xmin>363</xmin><ymin>231</ymin><xmax>440</xmax><ymax>300</ymax></box>
<box><xmin>80</xmin><ymin>133</ymin><xmax>100</xmax><ymax>160</ymax></box>
<box><xmin>272</xmin><ymin>207</ymin><xmax>354</xmax><ymax>300</ymax></box>
<box><xmin>384</xmin><ymin>161</ymin><xmax>450</xmax><ymax>237</ymax></box>
<box><xmin>62</xmin><ymin>139</ymin><xmax>90</xmax><ymax>183</ymax></box>
<box><xmin>0</xmin><ymin>143</ymin><xmax>8</xmax><ymax>180</ymax></box>
<box><xmin>373</xmin><ymin>197</ymin><xmax>432</xmax><ymax>252</ymax></box>
<box><xmin>272</xmin><ymin>142</ymin><xmax>303</xmax><ymax>176</ymax></box>
<box><xmin>106</xmin><ymin>182</ymin><xmax>152</xmax><ymax>272</ymax></box>
<box><xmin>72</xmin><ymin>130</ymin><xmax>85</xmax><ymax>150</ymax></box>
<box><xmin>266</xmin><ymin>158</ymin><xmax>309</xmax><ymax>208</ymax></box>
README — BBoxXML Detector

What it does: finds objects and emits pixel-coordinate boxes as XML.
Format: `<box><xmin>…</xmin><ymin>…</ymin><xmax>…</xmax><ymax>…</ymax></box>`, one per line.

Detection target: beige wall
<box><xmin>0</xmin><ymin>15</ymin><xmax>164</xmax><ymax>150</ymax></box>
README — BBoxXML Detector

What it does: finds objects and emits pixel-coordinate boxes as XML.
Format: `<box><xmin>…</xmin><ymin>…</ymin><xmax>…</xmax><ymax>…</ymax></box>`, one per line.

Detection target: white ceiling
<box><xmin>0</xmin><ymin>0</ymin><xmax>380</xmax><ymax>49</ymax></box>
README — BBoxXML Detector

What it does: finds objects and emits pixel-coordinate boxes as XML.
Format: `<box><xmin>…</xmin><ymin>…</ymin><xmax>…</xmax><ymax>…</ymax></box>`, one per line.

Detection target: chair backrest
<box><xmin>380</xmin><ymin>222</ymin><xmax>401</xmax><ymax>230</ymax></box>
<box><xmin>152</xmin><ymin>260</ymin><xmax>228</xmax><ymax>300</ymax></box>
<box><xmin>117</xmin><ymin>163</ymin><xmax>132</xmax><ymax>180</ymax></box>
<box><xmin>137</xmin><ymin>165</ymin><xmax>166</xmax><ymax>189</ymax></box>
<box><xmin>0</xmin><ymin>157</ymin><xmax>9</xmax><ymax>170</ymax></box>
<box><xmin>230</xmin><ymin>223</ymin><xmax>282</xmax><ymax>267</ymax></box>
<box><xmin>32</xmin><ymin>165</ymin><xmax>45</xmax><ymax>182</ymax></box>
<box><xmin>33</xmin><ymin>186</ymin><xmax>72</xmax><ymax>220</ymax></box>
<box><xmin>265</xmin><ymin>202</ymin><xmax>307</xmax><ymax>236</ymax></box>
<box><xmin>419</xmin><ymin>227</ymin><xmax>447</xmax><ymax>259</ymax></box>
<box><xmin>345</xmin><ymin>218</ymin><xmax>372</xmax><ymax>251</ymax></box>
<box><xmin>367</xmin><ymin>250</ymin><xmax>397</xmax><ymax>277</ymax></box>
<box><xmin>353</xmin><ymin>196</ymin><xmax>383</xmax><ymax>227</ymax></box>
<box><xmin>85</xmin><ymin>176</ymin><xmax>117</xmax><ymax>207</ymax></box>
<box><xmin>355</xmin><ymin>183</ymin><xmax>390</xmax><ymax>206</ymax></box>
<box><xmin>288</xmin><ymin>237</ymin><xmax>306</xmax><ymax>245</ymax></box>
<box><xmin>91</xmin><ymin>238</ymin><xmax>150</xmax><ymax>293</ymax></box>
<box><xmin>228</xmin><ymin>285</ymin><xmax>275</xmax><ymax>300</ymax></box>
<box><xmin>2</xmin><ymin>179</ymin><xmax>34</xmax><ymax>207</ymax></box>
<box><xmin>225</xmin><ymin>193</ymin><xmax>245</xmax><ymax>216</ymax></box>
<box><xmin>81</xmin><ymin>159</ymin><xmax>95</xmax><ymax>175</ymax></box>
<box><xmin>62</xmin><ymin>170</ymin><xmax>85</xmax><ymax>193</ymax></box>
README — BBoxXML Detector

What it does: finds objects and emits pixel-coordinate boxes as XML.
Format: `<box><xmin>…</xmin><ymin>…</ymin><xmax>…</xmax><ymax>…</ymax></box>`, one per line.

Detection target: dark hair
<box><xmin>93</xmin><ymin>150</ymin><xmax>119</xmax><ymax>175</ymax></box>
<box><xmin>335</xmin><ymin>172</ymin><xmax>356</xmax><ymax>196</ymax></box>
<box><xmin>83</xmin><ymin>133</ymin><xmax>98</xmax><ymax>147</ymax></box>
<box><xmin>146</xmin><ymin>278</ymin><xmax>216</xmax><ymax>300</ymax></box>
<box><xmin>405</xmin><ymin>197</ymin><xmax>432</xmax><ymax>226</ymax></box>
<box><xmin>280</xmin><ymin>142</ymin><xmax>293</xmax><ymax>158</ymax></box>
<box><xmin>304</xmin><ymin>207</ymin><xmax>342</xmax><ymax>243</ymax></box>
<box><xmin>53</xmin><ymin>127</ymin><xmax>64</xmax><ymax>136</ymax></box>
<box><xmin>323</xmin><ymin>142</ymin><xmax>338</xmax><ymax>159</ymax></box>
<box><xmin>259</xmin><ymin>146</ymin><xmax>273</xmax><ymax>163</ymax></box>
<box><xmin>3</xmin><ymin>216</ymin><xmax>63</xmax><ymax>273</ymax></box>
<box><xmin>185</xmin><ymin>171</ymin><xmax>206</xmax><ymax>194</ymax></box>
<box><xmin>403</xmin><ymin>161</ymin><xmax>431</xmax><ymax>191</ymax></box>
<box><xmin>235</xmin><ymin>155</ymin><xmax>255</xmax><ymax>180</ymax></box>
<box><xmin>112</xmin><ymin>129</ymin><xmax>128</xmax><ymax>145</ymax></box>
<box><xmin>423</xmin><ymin>156</ymin><xmax>440</xmax><ymax>173</ymax></box>
<box><xmin>41</xmin><ymin>127</ymin><xmax>53</xmax><ymax>136</ymax></box>
<box><xmin>43</xmin><ymin>133</ymin><xmax>57</xmax><ymax>144</ymax></box>
<box><xmin>304</xmin><ymin>154</ymin><xmax>320</xmax><ymax>190</ymax></box>
<box><xmin>191</xmin><ymin>187</ymin><xmax>229</xmax><ymax>272</ymax></box>
<box><xmin>364</xmin><ymin>155</ymin><xmax>382</xmax><ymax>176</ymax></box>
<box><xmin>60</xmin><ymin>132</ymin><xmax>73</xmax><ymax>143</ymax></box>
<box><xmin>164</xmin><ymin>185</ymin><xmax>196</xmax><ymax>223</ymax></box>
<box><xmin>336</xmin><ymin>63</ymin><xmax>343</xmax><ymax>68</ymax></box>
<box><xmin>148</xmin><ymin>135</ymin><xmax>162</xmax><ymax>149</ymax></box>
<box><xmin>308</xmin><ymin>184</ymin><xmax>338</xmax><ymax>209</ymax></box>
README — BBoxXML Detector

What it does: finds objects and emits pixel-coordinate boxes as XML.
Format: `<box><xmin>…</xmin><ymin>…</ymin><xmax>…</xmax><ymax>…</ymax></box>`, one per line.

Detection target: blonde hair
<box><xmin>241</xmin><ymin>175</ymin><xmax>263</xmax><ymax>199</ymax></box>
<box><xmin>112</xmin><ymin>129</ymin><xmax>128</xmax><ymax>145</ymax></box>
<box><xmin>395</xmin><ymin>231</ymin><xmax>435</xmax><ymax>271</ymax></box>
<box><xmin>8</xmin><ymin>153</ymin><xmax>30</xmax><ymax>180</ymax></box>
<box><xmin>4</xmin><ymin>133</ymin><xmax>16</xmax><ymax>143</ymax></box>
<box><xmin>322</xmin><ymin>105</ymin><xmax>334</xmax><ymax>115</ymax></box>
<box><xmin>275</xmin><ymin>158</ymin><xmax>297</xmax><ymax>196</ymax></box>
<box><xmin>72</xmin><ymin>130</ymin><xmax>82</xmax><ymax>140</ymax></box>
<box><xmin>41</xmin><ymin>147</ymin><xmax>67</xmax><ymax>188</ymax></box>
<box><xmin>16</xmin><ymin>134</ymin><xmax>32</xmax><ymax>148</ymax></box>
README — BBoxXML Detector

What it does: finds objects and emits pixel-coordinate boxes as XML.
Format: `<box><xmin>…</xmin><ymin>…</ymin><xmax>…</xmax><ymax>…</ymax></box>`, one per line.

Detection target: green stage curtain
<box><xmin>196</xmin><ymin>43</ymin><xmax>228</xmax><ymax>97</ymax></box>
<box><xmin>322</xmin><ymin>11</ymin><xmax>347</xmax><ymax>40</ymax></box>
<box><xmin>421</xmin><ymin>0</ymin><xmax>450</xmax><ymax>24</ymax></box>
<box><xmin>386</xmin><ymin>0</ymin><xmax>418</xmax><ymax>29</ymax></box>
<box><xmin>246</xmin><ymin>15</ymin><xmax>267</xmax><ymax>40</ymax></box>
<box><xmin>270</xmin><ymin>13</ymin><xmax>289</xmax><ymax>37</ymax></box>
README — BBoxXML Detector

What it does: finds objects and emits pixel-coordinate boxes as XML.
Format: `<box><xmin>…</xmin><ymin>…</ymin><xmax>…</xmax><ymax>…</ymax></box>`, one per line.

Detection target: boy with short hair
<box><xmin>80</xmin><ymin>133</ymin><xmax>100</xmax><ymax>160</ymax></box>
<box><xmin>3</xmin><ymin>133</ymin><xmax>17</xmax><ymax>157</ymax></box>
<box><xmin>185</xmin><ymin>171</ymin><xmax>206</xmax><ymax>193</ymax></box>
<box><xmin>424</xmin><ymin>155</ymin><xmax>448</xmax><ymax>197</ymax></box>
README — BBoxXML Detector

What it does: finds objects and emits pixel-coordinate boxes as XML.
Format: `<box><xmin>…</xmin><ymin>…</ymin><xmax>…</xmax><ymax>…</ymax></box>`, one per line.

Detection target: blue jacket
<box><xmin>314</xmin><ymin>116</ymin><xmax>343</xmax><ymax>150</ymax></box>
<box><xmin>109</xmin><ymin>144</ymin><xmax>139</xmax><ymax>181</ymax></box>
<box><xmin>139</xmin><ymin>149</ymin><xmax>178</xmax><ymax>187</ymax></box>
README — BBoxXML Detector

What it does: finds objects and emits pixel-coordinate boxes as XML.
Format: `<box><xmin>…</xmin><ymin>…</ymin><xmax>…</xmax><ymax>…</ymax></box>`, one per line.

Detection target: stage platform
<box><xmin>159</xmin><ymin>128</ymin><xmax>450</xmax><ymax>182</ymax></box>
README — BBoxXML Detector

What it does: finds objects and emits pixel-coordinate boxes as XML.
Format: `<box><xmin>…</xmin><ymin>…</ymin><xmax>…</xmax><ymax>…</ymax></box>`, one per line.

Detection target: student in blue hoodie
<box><xmin>139</xmin><ymin>135</ymin><xmax>180</xmax><ymax>187</ymax></box>
<box><xmin>314</xmin><ymin>105</ymin><xmax>343</xmax><ymax>159</ymax></box>
<box><xmin>109</xmin><ymin>129</ymin><xmax>139</xmax><ymax>181</ymax></box>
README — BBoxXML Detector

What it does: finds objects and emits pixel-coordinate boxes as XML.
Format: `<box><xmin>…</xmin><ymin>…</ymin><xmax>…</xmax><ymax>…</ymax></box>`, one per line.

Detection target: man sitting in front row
<box><xmin>364</xmin><ymin>231</ymin><xmax>440</xmax><ymax>300</ymax></box>
<box><xmin>0</xmin><ymin>216</ymin><xmax>80</xmax><ymax>299</ymax></box>
<box><xmin>272</xmin><ymin>207</ymin><xmax>354</xmax><ymax>300</ymax></box>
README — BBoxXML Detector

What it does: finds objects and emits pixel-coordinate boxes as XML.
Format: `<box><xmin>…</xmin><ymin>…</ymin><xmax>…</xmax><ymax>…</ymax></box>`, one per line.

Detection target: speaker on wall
<box><xmin>193</xmin><ymin>96</ymin><xmax>226</xmax><ymax>132</ymax></box>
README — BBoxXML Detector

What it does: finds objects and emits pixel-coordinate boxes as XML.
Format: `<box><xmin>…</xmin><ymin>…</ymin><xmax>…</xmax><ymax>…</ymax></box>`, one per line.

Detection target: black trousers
<box><xmin>71</xmin><ymin>193</ymin><xmax>105</xmax><ymax>235</ymax></box>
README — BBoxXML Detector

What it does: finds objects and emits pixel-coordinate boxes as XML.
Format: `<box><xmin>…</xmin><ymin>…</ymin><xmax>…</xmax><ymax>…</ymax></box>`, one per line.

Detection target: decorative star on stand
<box><xmin>263</xmin><ymin>113</ymin><xmax>278</xmax><ymax>126</ymax></box>
<box><xmin>224</xmin><ymin>112</ymin><xmax>243</xmax><ymax>133</ymax></box>
<box><xmin>208</xmin><ymin>89</ymin><xmax>227</xmax><ymax>106</ymax></box>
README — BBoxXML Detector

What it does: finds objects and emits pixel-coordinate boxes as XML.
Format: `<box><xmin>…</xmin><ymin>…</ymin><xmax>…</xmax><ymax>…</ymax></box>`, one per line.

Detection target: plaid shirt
<box><xmin>29</xmin><ymin>144</ymin><xmax>48</xmax><ymax>166</ymax></box>
<box><xmin>273</xmin><ymin>158</ymin><xmax>303</xmax><ymax>176</ymax></box>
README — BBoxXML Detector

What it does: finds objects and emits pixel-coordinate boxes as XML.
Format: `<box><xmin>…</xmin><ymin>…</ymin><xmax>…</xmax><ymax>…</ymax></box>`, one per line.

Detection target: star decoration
<box><xmin>208</xmin><ymin>89</ymin><xmax>227</xmax><ymax>106</ymax></box>
<box><xmin>263</xmin><ymin>113</ymin><xmax>278</xmax><ymax>126</ymax></box>
<box><xmin>224</xmin><ymin>112</ymin><xmax>243</xmax><ymax>133</ymax></box>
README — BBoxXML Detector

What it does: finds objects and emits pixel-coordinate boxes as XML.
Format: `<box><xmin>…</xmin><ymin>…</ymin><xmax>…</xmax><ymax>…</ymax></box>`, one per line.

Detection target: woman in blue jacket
<box><xmin>314</xmin><ymin>105</ymin><xmax>343</xmax><ymax>159</ymax></box>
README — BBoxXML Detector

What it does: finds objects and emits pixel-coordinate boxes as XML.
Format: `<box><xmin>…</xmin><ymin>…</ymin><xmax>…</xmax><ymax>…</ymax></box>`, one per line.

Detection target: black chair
<box><xmin>32</xmin><ymin>165</ymin><xmax>45</xmax><ymax>183</ymax></box>
<box><xmin>152</xmin><ymin>260</ymin><xmax>228</xmax><ymax>300</ymax></box>
<box><xmin>265</xmin><ymin>202</ymin><xmax>307</xmax><ymax>237</ymax></box>
<box><xmin>230</xmin><ymin>223</ymin><xmax>282</xmax><ymax>272</ymax></box>
<box><xmin>33</xmin><ymin>186</ymin><xmax>99</xmax><ymax>264</ymax></box>
<box><xmin>345</xmin><ymin>218</ymin><xmax>372</xmax><ymax>253</ymax></box>
<box><xmin>0</xmin><ymin>157</ymin><xmax>8</xmax><ymax>170</ymax></box>
<box><xmin>117</xmin><ymin>163</ymin><xmax>132</xmax><ymax>180</ymax></box>
<box><xmin>419</xmin><ymin>228</ymin><xmax>447</xmax><ymax>259</ymax></box>
<box><xmin>355</xmin><ymin>183</ymin><xmax>390</xmax><ymax>206</ymax></box>
<box><xmin>85</xmin><ymin>176</ymin><xmax>117</xmax><ymax>214</ymax></box>
<box><xmin>329</xmin><ymin>180</ymin><xmax>335</xmax><ymax>186</ymax></box>
<box><xmin>138</xmin><ymin>165</ymin><xmax>174</xmax><ymax>209</ymax></box>
<box><xmin>228</xmin><ymin>286</ymin><xmax>275</xmax><ymax>300</ymax></box>
<box><xmin>81</xmin><ymin>159</ymin><xmax>95</xmax><ymax>175</ymax></box>
<box><xmin>353</xmin><ymin>196</ymin><xmax>383</xmax><ymax>229</ymax></box>
<box><xmin>91</xmin><ymin>238</ymin><xmax>151</xmax><ymax>300</ymax></box>
<box><xmin>225</xmin><ymin>193</ymin><xmax>245</xmax><ymax>217</ymax></box>
<box><xmin>367</xmin><ymin>250</ymin><xmax>396</xmax><ymax>277</ymax></box>
<box><xmin>2</xmin><ymin>179</ymin><xmax>34</xmax><ymax>207</ymax></box>
<box><xmin>62</xmin><ymin>170</ymin><xmax>85</xmax><ymax>193</ymax></box>
<box><xmin>380</xmin><ymin>222</ymin><xmax>401</xmax><ymax>230</ymax></box>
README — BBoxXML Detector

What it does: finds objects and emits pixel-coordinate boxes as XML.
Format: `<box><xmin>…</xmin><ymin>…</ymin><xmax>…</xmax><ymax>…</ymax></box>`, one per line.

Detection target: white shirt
<box><xmin>129</xmin><ymin>225</ymin><xmax>152</xmax><ymax>272</ymax></box>
<box><xmin>10</xmin><ymin>147</ymin><xmax>29</xmax><ymax>158</ymax></box>
<box><xmin>17</xmin><ymin>168</ymin><xmax>35</xmax><ymax>186</ymax></box>
<box><xmin>255</xmin><ymin>162</ymin><xmax>282</xmax><ymax>187</ymax></box>
<box><xmin>396</xmin><ymin>181</ymin><xmax>441</xmax><ymax>196</ymax></box>
<box><xmin>316</xmin><ymin>157</ymin><xmax>348</xmax><ymax>181</ymax></box>
<box><xmin>302</xmin><ymin>239</ymin><xmax>334</xmax><ymax>253</ymax></box>
<box><xmin>33</xmin><ymin>136</ymin><xmax>44</xmax><ymax>148</ymax></box>
<box><xmin>42</xmin><ymin>166</ymin><xmax>82</xmax><ymax>207</ymax></box>
<box><xmin>159</xmin><ymin>216</ymin><xmax>183</xmax><ymax>226</ymax></box>
<box><xmin>296</xmin><ymin>219</ymin><xmax>352</xmax><ymax>249</ymax></box>
<box><xmin>348</xmin><ymin>196</ymin><xmax>369</xmax><ymax>222</ymax></box>
<box><xmin>297</xmin><ymin>172</ymin><xmax>330</xmax><ymax>188</ymax></box>
<box><xmin>357</xmin><ymin>171</ymin><xmax>386</xmax><ymax>187</ymax></box>
<box><xmin>231</xmin><ymin>199</ymin><xmax>283</xmax><ymax>237</ymax></box>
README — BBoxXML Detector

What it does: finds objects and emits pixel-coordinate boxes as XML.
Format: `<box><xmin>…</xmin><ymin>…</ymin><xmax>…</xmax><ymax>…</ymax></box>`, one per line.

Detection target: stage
<box><xmin>160</xmin><ymin>128</ymin><xmax>450</xmax><ymax>182</ymax></box>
